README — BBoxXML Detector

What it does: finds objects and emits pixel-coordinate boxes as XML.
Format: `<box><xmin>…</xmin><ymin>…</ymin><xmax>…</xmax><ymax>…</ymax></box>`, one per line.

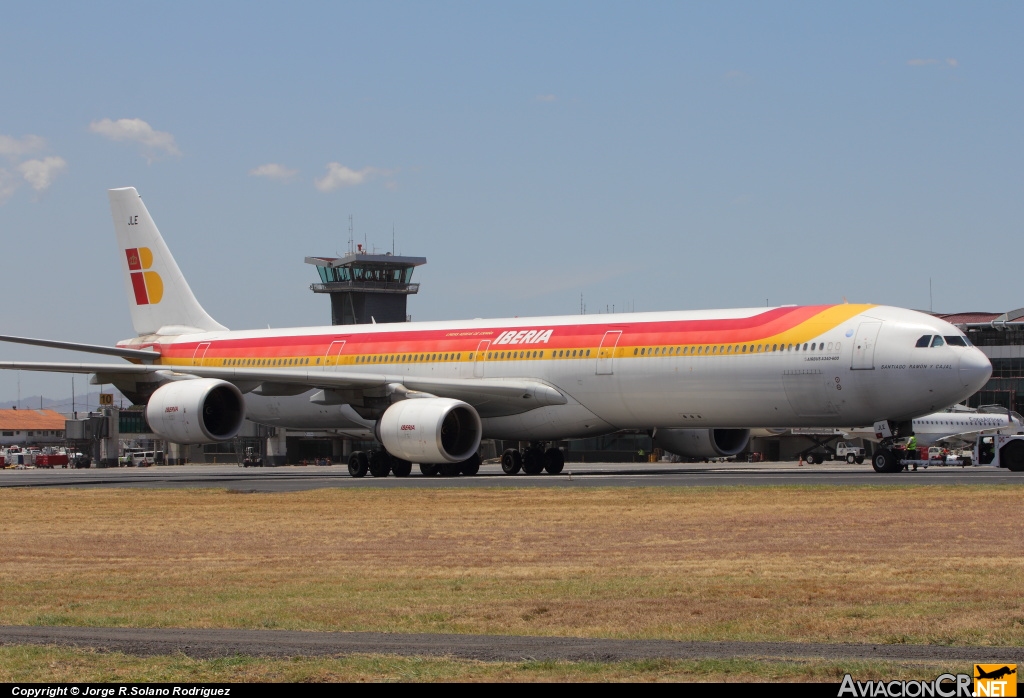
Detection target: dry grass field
<box><xmin>0</xmin><ymin>646</ymin><xmax>974</xmax><ymax>683</ymax></box>
<box><xmin>2</xmin><ymin>485</ymin><xmax>1022</xmax><ymax>649</ymax></box>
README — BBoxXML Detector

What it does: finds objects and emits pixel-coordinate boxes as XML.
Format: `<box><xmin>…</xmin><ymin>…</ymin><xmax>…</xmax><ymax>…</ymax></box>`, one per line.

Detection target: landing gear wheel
<box><xmin>348</xmin><ymin>451</ymin><xmax>369</xmax><ymax>478</ymax></box>
<box><xmin>543</xmin><ymin>447</ymin><xmax>564</xmax><ymax>475</ymax></box>
<box><xmin>391</xmin><ymin>459</ymin><xmax>413</xmax><ymax>477</ymax></box>
<box><xmin>846</xmin><ymin>453</ymin><xmax>856</xmax><ymax>464</ymax></box>
<box><xmin>871</xmin><ymin>449</ymin><xmax>902</xmax><ymax>473</ymax></box>
<box><xmin>439</xmin><ymin>462</ymin><xmax>461</xmax><ymax>477</ymax></box>
<box><xmin>501</xmin><ymin>449</ymin><xmax>522</xmax><ymax>475</ymax></box>
<box><xmin>419</xmin><ymin>463</ymin><xmax>439</xmax><ymax>476</ymax></box>
<box><xmin>368</xmin><ymin>450</ymin><xmax>392</xmax><ymax>477</ymax></box>
<box><xmin>460</xmin><ymin>453</ymin><xmax>481</xmax><ymax>476</ymax></box>
<box><xmin>1001</xmin><ymin>439</ymin><xmax>1024</xmax><ymax>472</ymax></box>
<box><xmin>522</xmin><ymin>448</ymin><xmax>545</xmax><ymax>475</ymax></box>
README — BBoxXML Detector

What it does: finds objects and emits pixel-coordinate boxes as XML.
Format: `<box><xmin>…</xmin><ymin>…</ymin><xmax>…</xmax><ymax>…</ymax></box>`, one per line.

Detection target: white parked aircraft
<box><xmin>849</xmin><ymin>406</ymin><xmax>1024</xmax><ymax>448</ymax></box>
<box><xmin>0</xmin><ymin>188</ymin><xmax>993</xmax><ymax>475</ymax></box>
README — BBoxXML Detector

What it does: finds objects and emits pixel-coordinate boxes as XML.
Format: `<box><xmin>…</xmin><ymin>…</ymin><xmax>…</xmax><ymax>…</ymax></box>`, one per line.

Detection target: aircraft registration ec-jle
<box><xmin>0</xmin><ymin>188</ymin><xmax>993</xmax><ymax>475</ymax></box>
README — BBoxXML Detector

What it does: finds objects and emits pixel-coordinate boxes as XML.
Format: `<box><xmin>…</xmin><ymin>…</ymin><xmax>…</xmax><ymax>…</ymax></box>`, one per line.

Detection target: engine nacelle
<box><xmin>653</xmin><ymin>428</ymin><xmax>750</xmax><ymax>459</ymax></box>
<box><xmin>145</xmin><ymin>378</ymin><xmax>245</xmax><ymax>444</ymax></box>
<box><xmin>377</xmin><ymin>398</ymin><xmax>482</xmax><ymax>463</ymax></box>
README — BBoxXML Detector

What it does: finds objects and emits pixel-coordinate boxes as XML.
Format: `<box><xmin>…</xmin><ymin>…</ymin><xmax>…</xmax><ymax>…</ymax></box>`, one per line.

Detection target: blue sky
<box><xmin>1</xmin><ymin>2</ymin><xmax>1022</xmax><ymax>402</ymax></box>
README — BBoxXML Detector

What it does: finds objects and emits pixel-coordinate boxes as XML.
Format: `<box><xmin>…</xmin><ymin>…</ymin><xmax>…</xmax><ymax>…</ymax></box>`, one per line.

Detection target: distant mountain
<box><xmin>0</xmin><ymin>389</ymin><xmax>130</xmax><ymax>415</ymax></box>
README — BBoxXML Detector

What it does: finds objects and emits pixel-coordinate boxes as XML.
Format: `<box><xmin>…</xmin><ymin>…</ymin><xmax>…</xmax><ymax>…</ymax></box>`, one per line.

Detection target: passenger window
<box><xmin>586</xmin><ymin>349</ymin><xmax>591</xmax><ymax>356</ymax></box>
<box><xmin>916</xmin><ymin>335</ymin><xmax>932</xmax><ymax>348</ymax></box>
<box><xmin>640</xmin><ymin>348</ymin><xmax>645</xmax><ymax>355</ymax></box>
<box><xmin>634</xmin><ymin>348</ymin><xmax>638</xmax><ymax>355</ymax></box>
<box><xmin>931</xmin><ymin>336</ymin><xmax>945</xmax><ymax>347</ymax></box>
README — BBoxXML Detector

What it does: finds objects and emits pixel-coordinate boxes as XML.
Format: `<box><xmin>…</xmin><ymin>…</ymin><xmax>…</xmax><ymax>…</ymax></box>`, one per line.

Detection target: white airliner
<box><xmin>848</xmin><ymin>406</ymin><xmax>1024</xmax><ymax>448</ymax></box>
<box><xmin>0</xmin><ymin>188</ymin><xmax>993</xmax><ymax>476</ymax></box>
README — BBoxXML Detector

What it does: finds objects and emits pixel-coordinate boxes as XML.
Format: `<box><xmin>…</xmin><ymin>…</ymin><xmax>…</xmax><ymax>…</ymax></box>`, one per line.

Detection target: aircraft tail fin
<box><xmin>108</xmin><ymin>187</ymin><xmax>227</xmax><ymax>336</ymax></box>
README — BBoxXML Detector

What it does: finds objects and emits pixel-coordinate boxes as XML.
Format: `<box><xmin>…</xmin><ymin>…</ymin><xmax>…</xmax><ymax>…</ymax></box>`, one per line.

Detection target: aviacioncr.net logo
<box><xmin>975</xmin><ymin>664</ymin><xmax>1017</xmax><ymax>697</ymax></box>
<box><xmin>125</xmin><ymin>247</ymin><xmax>163</xmax><ymax>305</ymax></box>
<box><xmin>839</xmin><ymin>673</ymin><xmax>973</xmax><ymax>697</ymax></box>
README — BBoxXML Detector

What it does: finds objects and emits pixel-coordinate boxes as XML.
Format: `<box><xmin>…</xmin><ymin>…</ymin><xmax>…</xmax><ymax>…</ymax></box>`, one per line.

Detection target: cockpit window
<box><xmin>931</xmin><ymin>336</ymin><xmax>945</xmax><ymax>347</ymax></box>
<box><xmin>944</xmin><ymin>335</ymin><xmax>967</xmax><ymax>347</ymax></box>
<box><xmin>916</xmin><ymin>335</ymin><xmax>932</xmax><ymax>348</ymax></box>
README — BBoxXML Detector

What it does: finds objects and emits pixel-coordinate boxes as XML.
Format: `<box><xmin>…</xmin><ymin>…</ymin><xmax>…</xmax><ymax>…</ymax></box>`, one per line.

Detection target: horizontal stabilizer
<box><xmin>0</xmin><ymin>334</ymin><xmax>160</xmax><ymax>362</ymax></box>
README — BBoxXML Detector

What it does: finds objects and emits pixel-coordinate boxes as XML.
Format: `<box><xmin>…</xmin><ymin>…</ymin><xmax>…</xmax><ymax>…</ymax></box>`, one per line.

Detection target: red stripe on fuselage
<box><xmin>155</xmin><ymin>306</ymin><xmax>833</xmax><ymax>361</ymax></box>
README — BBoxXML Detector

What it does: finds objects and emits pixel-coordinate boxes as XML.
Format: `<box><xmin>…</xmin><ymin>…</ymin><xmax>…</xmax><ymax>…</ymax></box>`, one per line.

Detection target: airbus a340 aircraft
<box><xmin>0</xmin><ymin>188</ymin><xmax>993</xmax><ymax>475</ymax></box>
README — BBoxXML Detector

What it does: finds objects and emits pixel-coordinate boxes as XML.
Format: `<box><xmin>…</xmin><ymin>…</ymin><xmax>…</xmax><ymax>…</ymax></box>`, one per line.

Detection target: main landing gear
<box><xmin>347</xmin><ymin>443</ymin><xmax>566</xmax><ymax>478</ymax></box>
<box><xmin>502</xmin><ymin>443</ymin><xmax>564</xmax><ymax>475</ymax></box>
<box><xmin>348</xmin><ymin>449</ymin><xmax>413</xmax><ymax>478</ymax></box>
<box><xmin>348</xmin><ymin>448</ymin><xmax>477</xmax><ymax>478</ymax></box>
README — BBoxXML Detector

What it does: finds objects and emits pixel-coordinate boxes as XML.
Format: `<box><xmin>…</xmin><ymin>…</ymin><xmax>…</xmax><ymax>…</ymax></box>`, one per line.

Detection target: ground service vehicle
<box><xmin>803</xmin><ymin>441</ymin><xmax>865</xmax><ymax>465</ymax></box>
<box><xmin>0</xmin><ymin>187</ymin><xmax>994</xmax><ymax>476</ymax></box>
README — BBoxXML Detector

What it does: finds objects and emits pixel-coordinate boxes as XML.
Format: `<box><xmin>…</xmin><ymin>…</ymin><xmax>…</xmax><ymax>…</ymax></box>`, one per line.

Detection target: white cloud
<box><xmin>249</xmin><ymin>163</ymin><xmax>298</xmax><ymax>180</ymax></box>
<box><xmin>18</xmin><ymin>156</ymin><xmax>68</xmax><ymax>191</ymax></box>
<box><xmin>314</xmin><ymin>162</ymin><xmax>390</xmax><ymax>192</ymax></box>
<box><xmin>0</xmin><ymin>169</ymin><xmax>18</xmax><ymax>204</ymax></box>
<box><xmin>0</xmin><ymin>134</ymin><xmax>46</xmax><ymax>159</ymax></box>
<box><xmin>536</xmin><ymin>94</ymin><xmax>557</xmax><ymax>102</ymax></box>
<box><xmin>89</xmin><ymin>118</ymin><xmax>181</xmax><ymax>157</ymax></box>
<box><xmin>946</xmin><ymin>58</ymin><xmax>959</xmax><ymax>67</ymax></box>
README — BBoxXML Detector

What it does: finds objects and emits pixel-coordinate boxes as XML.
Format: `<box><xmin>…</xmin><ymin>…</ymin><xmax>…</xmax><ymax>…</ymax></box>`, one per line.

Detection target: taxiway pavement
<box><xmin>1</xmin><ymin>460</ymin><xmax>1020</xmax><ymax>490</ymax></box>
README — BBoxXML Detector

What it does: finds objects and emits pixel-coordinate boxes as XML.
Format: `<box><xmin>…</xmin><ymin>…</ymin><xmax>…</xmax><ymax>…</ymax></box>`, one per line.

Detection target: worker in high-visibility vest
<box><xmin>907</xmin><ymin>434</ymin><xmax>918</xmax><ymax>471</ymax></box>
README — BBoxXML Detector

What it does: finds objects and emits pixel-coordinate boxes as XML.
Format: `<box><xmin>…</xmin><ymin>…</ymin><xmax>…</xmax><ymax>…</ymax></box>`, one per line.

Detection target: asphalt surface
<box><xmin>1</xmin><ymin>460</ymin><xmax>1021</xmax><ymax>490</ymax></box>
<box><xmin>0</xmin><ymin>626</ymin><xmax>1020</xmax><ymax>663</ymax></box>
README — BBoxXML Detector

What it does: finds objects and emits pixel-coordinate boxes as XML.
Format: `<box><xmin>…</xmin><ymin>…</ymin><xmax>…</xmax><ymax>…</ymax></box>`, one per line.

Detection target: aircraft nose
<box><xmin>959</xmin><ymin>349</ymin><xmax>992</xmax><ymax>393</ymax></box>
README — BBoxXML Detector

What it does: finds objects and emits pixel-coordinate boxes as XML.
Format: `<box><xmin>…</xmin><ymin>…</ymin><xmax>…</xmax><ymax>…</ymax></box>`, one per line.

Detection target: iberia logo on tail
<box><xmin>125</xmin><ymin>247</ymin><xmax>163</xmax><ymax>305</ymax></box>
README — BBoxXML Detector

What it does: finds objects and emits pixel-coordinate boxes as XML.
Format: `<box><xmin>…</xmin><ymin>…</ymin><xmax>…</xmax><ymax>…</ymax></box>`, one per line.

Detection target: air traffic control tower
<box><xmin>305</xmin><ymin>245</ymin><xmax>426</xmax><ymax>325</ymax></box>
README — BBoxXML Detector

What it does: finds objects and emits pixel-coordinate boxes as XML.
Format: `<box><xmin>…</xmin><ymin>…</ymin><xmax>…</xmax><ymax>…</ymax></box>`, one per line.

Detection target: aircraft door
<box><xmin>851</xmin><ymin>322</ymin><xmax>882</xmax><ymax>370</ymax></box>
<box><xmin>192</xmin><ymin>342</ymin><xmax>211</xmax><ymax>366</ymax></box>
<box><xmin>473</xmin><ymin>340</ymin><xmax>491</xmax><ymax>378</ymax></box>
<box><xmin>324</xmin><ymin>340</ymin><xmax>347</xmax><ymax>370</ymax></box>
<box><xmin>596</xmin><ymin>330</ymin><xmax>622</xmax><ymax>375</ymax></box>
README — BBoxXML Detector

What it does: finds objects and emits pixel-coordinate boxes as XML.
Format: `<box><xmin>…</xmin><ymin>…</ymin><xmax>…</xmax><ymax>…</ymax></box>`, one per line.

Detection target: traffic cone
<box><xmin>798</xmin><ymin>454</ymin><xmax>804</xmax><ymax>466</ymax></box>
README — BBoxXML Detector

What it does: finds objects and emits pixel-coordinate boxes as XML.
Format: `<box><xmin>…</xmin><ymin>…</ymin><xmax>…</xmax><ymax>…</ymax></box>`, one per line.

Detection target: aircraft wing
<box><xmin>0</xmin><ymin>361</ymin><xmax>567</xmax><ymax>417</ymax></box>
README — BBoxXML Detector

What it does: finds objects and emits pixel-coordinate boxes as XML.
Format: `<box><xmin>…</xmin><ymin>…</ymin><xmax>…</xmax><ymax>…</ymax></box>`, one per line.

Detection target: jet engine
<box><xmin>145</xmin><ymin>378</ymin><xmax>245</xmax><ymax>444</ymax></box>
<box><xmin>653</xmin><ymin>428</ymin><xmax>750</xmax><ymax>459</ymax></box>
<box><xmin>377</xmin><ymin>398</ymin><xmax>482</xmax><ymax>463</ymax></box>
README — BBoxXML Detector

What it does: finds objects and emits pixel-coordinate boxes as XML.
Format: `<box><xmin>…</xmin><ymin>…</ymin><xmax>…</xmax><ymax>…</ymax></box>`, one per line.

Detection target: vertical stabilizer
<box><xmin>108</xmin><ymin>187</ymin><xmax>227</xmax><ymax>336</ymax></box>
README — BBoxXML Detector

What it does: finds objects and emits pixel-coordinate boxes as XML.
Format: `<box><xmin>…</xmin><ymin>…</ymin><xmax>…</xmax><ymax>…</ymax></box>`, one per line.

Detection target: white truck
<box><xmin>803</xmin><ymin>441</ymin><xmax>866</xmax><ymax>465</ymax></box>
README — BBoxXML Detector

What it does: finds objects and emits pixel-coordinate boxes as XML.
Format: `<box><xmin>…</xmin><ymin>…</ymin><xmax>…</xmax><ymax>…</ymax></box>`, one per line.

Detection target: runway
<box><xmin>2</xmin><ymin>460</ymin><xmax>1020</xmax><ymax>491</ymax></box>
<box><xmin>0</xmin><ymin>625</ymin><xmax>1019</xmax><ymax>663</ymax></box>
